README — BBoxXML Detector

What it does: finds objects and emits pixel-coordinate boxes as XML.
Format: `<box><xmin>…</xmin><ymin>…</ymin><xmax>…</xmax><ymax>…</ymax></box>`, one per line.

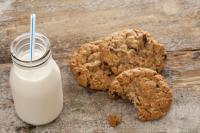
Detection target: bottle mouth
<box><xmin>11</xmin><ymin>33</ymin><xmax>51</xmax><ymax>67</ymax></box>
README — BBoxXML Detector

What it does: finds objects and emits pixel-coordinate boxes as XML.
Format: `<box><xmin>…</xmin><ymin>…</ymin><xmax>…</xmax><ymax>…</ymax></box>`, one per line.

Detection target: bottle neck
<box><xmin>12</xmin><ymin>51</ymin><xmax>52</xmax><ymax>68</ymax></box>
<box><xmin>11</xmin><ymin>33</ymin><xmax>51</xmax><ymax>68</ymax></box>
<box><xmin>13</xmin><ymin>56</ymin><xmax>53</xmax><ymax>71</ymax></box>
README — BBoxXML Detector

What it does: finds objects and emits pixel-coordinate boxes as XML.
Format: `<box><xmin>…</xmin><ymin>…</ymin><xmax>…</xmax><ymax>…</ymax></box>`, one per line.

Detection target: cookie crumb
<box><xmin>108</xmin><ymin>114</ymin><xmax>121</xmax><ymax>127</ymax></box>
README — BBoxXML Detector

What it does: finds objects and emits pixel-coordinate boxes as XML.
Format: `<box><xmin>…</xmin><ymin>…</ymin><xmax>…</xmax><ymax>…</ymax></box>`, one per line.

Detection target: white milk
<box><xmin>10</xmin><ymin>51</ymin><xmax>63</xmax><ymax>125</ymax></box>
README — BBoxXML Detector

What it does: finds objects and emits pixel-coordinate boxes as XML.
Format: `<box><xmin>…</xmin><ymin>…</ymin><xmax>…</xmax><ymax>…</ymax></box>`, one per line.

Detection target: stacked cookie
<box><xmin>70</xmin><ymin>29</ymin><xmax>172</xmax><ymax>121</ymax></box>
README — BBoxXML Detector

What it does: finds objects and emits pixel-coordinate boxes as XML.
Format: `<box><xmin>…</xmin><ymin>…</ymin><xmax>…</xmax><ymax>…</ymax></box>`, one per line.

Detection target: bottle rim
<box><xmin>11</xmin><ymin>33</ymin><xmax>51</xmax><ymax>67</ymax></box>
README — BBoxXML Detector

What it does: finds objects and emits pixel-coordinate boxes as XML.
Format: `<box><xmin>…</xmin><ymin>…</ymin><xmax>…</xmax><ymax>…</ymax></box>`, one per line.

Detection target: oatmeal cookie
<box><xmin>70</xmin><ymin>29</ymin><xmax>166</xmax><ymax>91</ymax></box>
<box><xmin>109</xmin><ymin>68</ymin><xmax>172</xmax><ymax>121</ymax></box>
<box><xmin>70</xmin><ymin>41</ymin><xmax>114</xmax><ymax>91</ymax></box>
<box><xmin>100</xmin><ymin>29</ymin><xmax>166</xmax><ymax>75</ymax></box>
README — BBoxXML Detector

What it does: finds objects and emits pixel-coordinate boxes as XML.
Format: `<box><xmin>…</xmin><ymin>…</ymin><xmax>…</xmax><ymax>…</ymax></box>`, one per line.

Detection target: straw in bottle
<box><xmin>29</xmin><ymin>14</ymin><xmax>36</xmax><ymax>61</ymax></box>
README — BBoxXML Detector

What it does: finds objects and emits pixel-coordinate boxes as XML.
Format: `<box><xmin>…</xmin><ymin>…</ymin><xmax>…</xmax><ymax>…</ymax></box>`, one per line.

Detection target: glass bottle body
<box><xmin>10</xmin><ymin>33</ymin><xmax>63</xmax><ymax>125</ymax></box>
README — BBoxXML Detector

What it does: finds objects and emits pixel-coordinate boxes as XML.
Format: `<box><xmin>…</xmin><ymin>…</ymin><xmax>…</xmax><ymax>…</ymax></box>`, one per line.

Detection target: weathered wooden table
<box><xmin>0</xmin><ymin>0</ymin><xmax>200</xmax><ymax>132</ymax></box>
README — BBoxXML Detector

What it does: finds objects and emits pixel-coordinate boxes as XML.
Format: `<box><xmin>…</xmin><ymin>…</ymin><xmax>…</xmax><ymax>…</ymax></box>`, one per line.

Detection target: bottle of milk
<box><xmin>10</xmin><ymin>33</ymin><xmax>63</xmax><ymax>125</ymax></box>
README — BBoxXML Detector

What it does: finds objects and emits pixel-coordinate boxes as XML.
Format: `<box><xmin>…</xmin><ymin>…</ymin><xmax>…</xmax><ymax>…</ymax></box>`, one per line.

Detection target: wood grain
<box><xmin>0</xmin><ymin>0</ymin><xmax>200</xmax><ymax>132</ymax></box>
<box><xmin>1</xmin><ymin>0</ymin><xmax>200</xmax><ymax>63</ymax></box>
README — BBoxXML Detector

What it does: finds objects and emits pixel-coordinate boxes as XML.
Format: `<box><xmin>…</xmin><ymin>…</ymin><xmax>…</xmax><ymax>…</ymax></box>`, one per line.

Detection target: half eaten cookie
<box><xmin>109</xmin><ymin>68</ymin><xmax>172</xmax><ymax>121</ymax></box>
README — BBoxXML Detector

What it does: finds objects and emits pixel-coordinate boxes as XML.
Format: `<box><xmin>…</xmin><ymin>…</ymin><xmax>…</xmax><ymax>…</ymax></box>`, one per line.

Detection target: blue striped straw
<box><xmin>29</xmin><ymin>14</ymin><xmax>36</xmax><ymax>61</ymax></box>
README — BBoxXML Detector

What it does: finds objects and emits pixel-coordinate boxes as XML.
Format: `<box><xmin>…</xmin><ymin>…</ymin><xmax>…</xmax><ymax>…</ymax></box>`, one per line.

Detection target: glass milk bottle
<box><xmin>10</xmin><ymin>33</ymin><xmax>63</xmax><ymax>125</ymax></box>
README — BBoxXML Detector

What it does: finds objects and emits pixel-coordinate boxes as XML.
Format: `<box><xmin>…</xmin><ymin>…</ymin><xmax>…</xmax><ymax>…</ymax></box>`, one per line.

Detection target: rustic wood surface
<box><xmin>0</xmin><ymin>0</ymin><xmax>200</xmax><ymax>132</ymax></box>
